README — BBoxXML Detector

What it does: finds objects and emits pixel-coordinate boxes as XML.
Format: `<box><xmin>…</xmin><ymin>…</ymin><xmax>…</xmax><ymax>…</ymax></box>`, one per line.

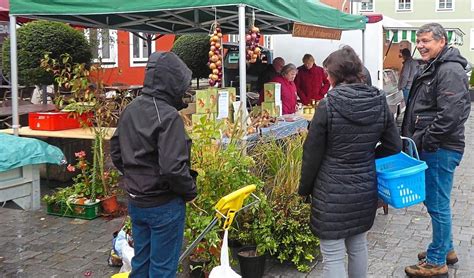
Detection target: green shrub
<box><xmin>252</xmin><ymin>134</ymin><xmax>320</xmax><ymax>272</ymax></box>
<box><xmin>2</xmin><ymin>20</ymin><xmax>92</xmax><ymax>86</ymax></box>
<box><xmin>171</xmin><ymin>35</ymin><xmax>210</xmax><ymax>80</ymax></box>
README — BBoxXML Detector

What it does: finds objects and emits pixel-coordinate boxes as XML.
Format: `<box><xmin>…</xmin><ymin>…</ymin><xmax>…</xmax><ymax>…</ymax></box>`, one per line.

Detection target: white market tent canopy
<box><xmin>7</xmin><ymin>0</ymin><xmax>366</xmax><ymax>135</ymax></box>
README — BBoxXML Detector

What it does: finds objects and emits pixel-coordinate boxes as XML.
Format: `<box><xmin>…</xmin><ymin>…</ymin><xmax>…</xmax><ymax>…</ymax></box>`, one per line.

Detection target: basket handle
<box><xmin>401</xmin><ymin>136</ymin><xmax>419</xmax><ymax>160</ymax></box>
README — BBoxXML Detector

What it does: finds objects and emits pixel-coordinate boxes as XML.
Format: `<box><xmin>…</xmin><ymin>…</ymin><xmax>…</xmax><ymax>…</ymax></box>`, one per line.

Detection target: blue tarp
<box><xmin>0</xmin><ymin>134</ymin><xmax>65</xmax><ymax>172</ymax></box>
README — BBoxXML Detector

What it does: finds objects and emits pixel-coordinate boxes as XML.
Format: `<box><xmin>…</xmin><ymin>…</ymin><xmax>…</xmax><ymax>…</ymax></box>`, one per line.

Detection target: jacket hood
<box><xmin>437</xmin><ymin>47</ymin><xmax>468</xmax><ymax>68</ymax></box>
<box><xmin>328</xmin><ymin>83</ymin><xmax>385</xmax><ymax>125</ymax></box>
<box><xmin>141</xmin><ymin>52</ymin><xmax>192</xmax><ymax>110</ymax></box>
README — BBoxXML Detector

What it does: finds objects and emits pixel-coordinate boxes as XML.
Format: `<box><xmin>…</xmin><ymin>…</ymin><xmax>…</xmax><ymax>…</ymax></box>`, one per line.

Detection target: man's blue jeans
<box><xmin>128</xmin><ymin>197</ymin><xmax>186</xmax><ymax>278</ymax></box>
<box><xmin>421</xmin><ymin>148</ymin><xmax>462</xmax><ymax>266</ymax></box>
<box><xmin>402</xmin><ymin>88</ymin><xmax>410</xmax><ymax>103</ymax></box>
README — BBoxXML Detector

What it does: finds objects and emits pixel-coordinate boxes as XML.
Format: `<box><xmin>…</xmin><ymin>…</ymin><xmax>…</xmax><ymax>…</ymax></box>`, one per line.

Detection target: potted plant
<box><xmin>235</xmin><ymin>194</ymin><xmax>276</xmax><ymax>278</ymax></box>
<box><xmin>180</xmin><ymin>118</ymin><xmax>266</xmax><ymax>274</ymax></box>
<box><xmin>250</xmin><ymin>134</ymin><xmax>320</xmax><ymax>273</ymax></box>
<box><xmin>41</xmin><ymin>54</ymin><xmax>129</xmax><ymax>214</ymax></box>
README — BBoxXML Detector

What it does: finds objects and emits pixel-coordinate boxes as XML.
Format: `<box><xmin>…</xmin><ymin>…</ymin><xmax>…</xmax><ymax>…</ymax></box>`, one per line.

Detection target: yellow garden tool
<box><xmin>178</xmin><ymin>184</ymin><xmax>259</xmax><ymax>263</ymax></box>
<box><xmin>111</xmin><ymin>185</ymin><xmax>259</xmax><ymax>278</ymax></box>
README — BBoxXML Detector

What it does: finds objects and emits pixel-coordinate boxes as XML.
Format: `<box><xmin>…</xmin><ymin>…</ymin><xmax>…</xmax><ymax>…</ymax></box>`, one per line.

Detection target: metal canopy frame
<box><xmin>8</xmin><ymin>2</ymin><xmax>365</xmax><ymax>135</ymax></box>
<box><xmin>19</xmin><ymin>7</ymin><xmax>294</xmax><ymax>35</ymax></box>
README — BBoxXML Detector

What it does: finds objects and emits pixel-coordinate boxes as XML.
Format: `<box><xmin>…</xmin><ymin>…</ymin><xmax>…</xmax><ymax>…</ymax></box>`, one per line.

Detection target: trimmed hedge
<box><xmin>2</xmin><ymin>20</ymin><xmax>92</xmax><ymax>86</ymax></box>
<box><xmin>171</xmin><ymin>34</ymin><xmax>210</xmax><ymax>80</ymax></box>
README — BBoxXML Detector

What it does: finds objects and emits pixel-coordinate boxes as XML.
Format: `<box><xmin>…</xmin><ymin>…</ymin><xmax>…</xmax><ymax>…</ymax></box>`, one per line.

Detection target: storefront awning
<box><xmin>385</xmin><ymin>27</ymin><xmax>464</xmax><ymax>46</ymax></box>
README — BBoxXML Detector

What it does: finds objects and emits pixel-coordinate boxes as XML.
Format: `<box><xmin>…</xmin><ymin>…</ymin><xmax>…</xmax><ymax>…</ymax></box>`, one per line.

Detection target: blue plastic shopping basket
<box><xmin>375</xmin><ymin>137</ymin><xmax>428</xmax><ymax>209</ymax></box>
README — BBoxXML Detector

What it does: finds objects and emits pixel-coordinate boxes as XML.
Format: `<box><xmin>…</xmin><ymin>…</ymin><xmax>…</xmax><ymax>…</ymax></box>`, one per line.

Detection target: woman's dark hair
<box><xmin>322</xmin><ymin>46</ymin><xmax>364</xmax><ymax>86</ymax></box>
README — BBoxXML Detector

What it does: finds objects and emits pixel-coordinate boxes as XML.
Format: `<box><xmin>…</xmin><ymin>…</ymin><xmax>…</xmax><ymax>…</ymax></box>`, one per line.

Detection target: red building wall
<box><xmin>101</xmin><ymin>31</ymin><xmax>176</xmax><ymax>85</ymax></box>
<box><xmin>103</xmin><ymin>32</ymin><xmax>232</xmax><ymax>86</ymax></box>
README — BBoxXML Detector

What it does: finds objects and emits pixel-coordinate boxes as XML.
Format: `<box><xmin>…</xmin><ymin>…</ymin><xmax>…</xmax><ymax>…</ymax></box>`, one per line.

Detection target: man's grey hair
<box><xmin>281</xmin><ymin>63</ymin><xmax>297</xmax><ymax>76</ymax></box>
<box><xmin>416</xmin><ymin>23</ymin><xmax>448</xmax><ymax>42</ymax></box>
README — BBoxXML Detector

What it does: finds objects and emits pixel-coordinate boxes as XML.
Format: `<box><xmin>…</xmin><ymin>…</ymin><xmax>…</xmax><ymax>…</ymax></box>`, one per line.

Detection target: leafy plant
<box><xmin>183</xmin><ymin>118</ymin><xmax>271</xmax><ymax>272</ymax></box>
<box><xmin>251</xmin><ymin>133</ymin><xmax>319</xmax><ymax>272</ymax></box>
<box><xmin>2</xmin><ymin>20</ymin><xmax>92</xmax><ymax>86</ymax></box>
<box><xmin>41</xmin><ymin>54</ymin><xmax>129</xmax><ymax>198</ymax></box>
<box><xmin>235</xmin><ymin>192</ymin><xmax>277</xmax><ymax>256</ymax></box>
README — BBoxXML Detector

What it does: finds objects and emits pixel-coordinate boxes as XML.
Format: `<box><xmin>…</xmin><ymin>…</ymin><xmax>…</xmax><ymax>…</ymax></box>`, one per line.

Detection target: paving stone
<box><xmin>1</xmin><ymin>108</ymin><xmax>474</xmax><ymax>276</ymax></box>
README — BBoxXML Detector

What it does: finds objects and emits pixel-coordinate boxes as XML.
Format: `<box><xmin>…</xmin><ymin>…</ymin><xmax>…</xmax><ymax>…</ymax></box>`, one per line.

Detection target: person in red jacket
<box><xmin>270</xmin><ymin>63</ymin><xmax>298</xmax><ymax>115</ymax></box>
<box><xmin>295</xmin><ymin>54</ymin><xmax>330</xmax><ymax>105</ymax></box>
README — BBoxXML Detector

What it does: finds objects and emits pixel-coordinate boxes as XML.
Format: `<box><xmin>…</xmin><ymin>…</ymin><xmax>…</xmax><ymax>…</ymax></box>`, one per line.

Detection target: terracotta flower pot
<box><xmin>101</xmin><ymin>195</ymin><xmax>119</xmax><ymax>214</ymax></box>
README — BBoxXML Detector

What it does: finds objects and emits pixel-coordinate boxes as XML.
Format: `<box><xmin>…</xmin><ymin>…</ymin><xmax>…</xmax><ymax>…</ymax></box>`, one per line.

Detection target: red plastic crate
<box><xmin>29</xmin><ymin>111</ymin><xmax>92</xmax><ymax>131</ymax></box>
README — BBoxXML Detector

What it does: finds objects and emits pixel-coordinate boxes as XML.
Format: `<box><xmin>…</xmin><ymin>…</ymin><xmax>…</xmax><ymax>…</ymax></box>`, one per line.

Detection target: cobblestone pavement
<box><xmin>1</xmin><ymin>108</ymin><xmax>473</xmax><ymax>278</ymax></box>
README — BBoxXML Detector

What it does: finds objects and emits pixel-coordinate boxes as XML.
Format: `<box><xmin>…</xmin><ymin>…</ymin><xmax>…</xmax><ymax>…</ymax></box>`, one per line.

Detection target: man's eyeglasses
<box><xmin>415</xmin><ymin>39</ymin><xmax>434</xmax><ymax>46</ymax></box>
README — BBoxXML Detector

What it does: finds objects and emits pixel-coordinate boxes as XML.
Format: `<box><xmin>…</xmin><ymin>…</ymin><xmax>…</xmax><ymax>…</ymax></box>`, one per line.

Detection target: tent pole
<box><xmin>238</xmin><ymin>4</ymin><xmax>247</xmax><ymax>129</ymax></box>
<box><xmin>9</xmin><ymin>15</ymin><xmax>19</xmax><ymax>136</ymax></box>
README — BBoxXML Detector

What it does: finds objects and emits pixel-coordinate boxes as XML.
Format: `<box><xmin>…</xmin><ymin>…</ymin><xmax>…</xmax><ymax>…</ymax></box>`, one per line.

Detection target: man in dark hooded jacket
<box><xmin>110</xmin><ymin>52</ymin><xmax>197</xmax><ymax>278</ymax></box>
<box><xmin>403</xmin><ymin>23</ymin><xmax>470</xmax><ymax>277</ymax></box>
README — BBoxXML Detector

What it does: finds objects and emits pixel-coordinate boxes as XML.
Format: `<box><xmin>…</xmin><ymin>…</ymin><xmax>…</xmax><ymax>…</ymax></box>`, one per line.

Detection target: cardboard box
<box><xmin>195</xmin><ymin>89</ymin><xmax>218</xmax><ymax>114</ymax></box>
<box><xmin>208</xmin><ymin>88</ymin><xmax>218</xmax><ymax>113</ymax></box>
<box><xmin>263</xmin><ymin>82</ymin><xmax>281</xmax><ymax>103</ymax></box>
<box><xmin>261</xmin><ymin>102</ymin><xmax>277</xmax><ymax>117</ymax></box>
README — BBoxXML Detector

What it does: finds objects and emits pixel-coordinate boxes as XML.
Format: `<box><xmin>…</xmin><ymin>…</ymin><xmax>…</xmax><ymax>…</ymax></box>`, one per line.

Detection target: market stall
<box><xmin>7</xmin><ymin>0</ymin><xmax>366</xmax><ymax>135</ymax></box>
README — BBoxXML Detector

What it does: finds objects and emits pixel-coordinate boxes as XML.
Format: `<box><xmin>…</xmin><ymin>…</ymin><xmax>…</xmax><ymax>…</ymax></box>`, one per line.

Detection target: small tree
<box><xmin>2</xmin><ymin>20</ymin><xmax>92</xmax><ymax>86</ymax></box>
<box><xmin>171</xmin><ymin>34</ymin><xmax>210</xmax><ymax>88</ymax></box>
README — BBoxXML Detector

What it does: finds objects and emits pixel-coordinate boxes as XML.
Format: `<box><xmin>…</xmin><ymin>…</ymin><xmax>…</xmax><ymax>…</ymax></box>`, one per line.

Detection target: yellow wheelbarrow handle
<box><xmin>178</xmin><ymin>184</ymin><xmax>259</xmax><ymax>263</ymax></box>
<box><xmin>215</xmin><ymin>184</ymin><xmax>258</xmax><ymax>230</ymax></box>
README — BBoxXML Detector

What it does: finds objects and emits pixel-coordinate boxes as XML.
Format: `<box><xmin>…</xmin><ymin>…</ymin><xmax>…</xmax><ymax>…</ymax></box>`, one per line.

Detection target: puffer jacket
<box><xmin>401</xmin><ymin>47</ymin><xmax>471</xmax><ymax>154</ymax></box>
<box><xmin>110</xmin><ymin>52</ymin><xmax>197</xmax><ymax>208</ymax></box>
<box><xmin>299</xmin><ymin>84</ymin><xmax>401</xmax><ymax>240</ymax></box>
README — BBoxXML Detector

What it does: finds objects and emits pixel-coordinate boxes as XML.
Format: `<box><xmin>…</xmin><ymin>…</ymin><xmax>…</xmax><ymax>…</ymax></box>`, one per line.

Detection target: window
<box><xmin>360</xmin><ymin>0</ymin><xmax>374</xmax><ymax>12</ymax></box>
<box><xmin>130</xmin><ymin>33</ymin><xmax>156</xmax><ymax>67</ymax></box>
<box><xmin>397</xmin><ymin>0</ymin><xmax>412</xmax><ymax>11</ymax></box>
<box><xmin>470</xmin><ymin>29</ymin><xmax>474</xmax><ymax>51</ymax></box>
<box><xmin>437</xmin><ymin>0</ymin><xmax>454</xmax><ymax>11</ymax></box>
<box><xmin>84</xmin><ymin>29</ymin><xmax>118</xmax><ymax>68</ymax></box>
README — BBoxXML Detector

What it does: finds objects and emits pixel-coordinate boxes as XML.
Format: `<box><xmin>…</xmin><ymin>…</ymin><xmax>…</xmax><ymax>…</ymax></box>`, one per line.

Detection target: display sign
<box><xmin>292</xmin><ymin>23</ymin><xmax>342</xmax><ymax>40</ymax></box>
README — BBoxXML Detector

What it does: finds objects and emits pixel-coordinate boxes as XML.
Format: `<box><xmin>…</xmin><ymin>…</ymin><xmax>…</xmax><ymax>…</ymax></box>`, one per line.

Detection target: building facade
<box><xmin>358</xmin><ymin>0</ymin><xmax>474</xmax><ymax>64</ymax></box>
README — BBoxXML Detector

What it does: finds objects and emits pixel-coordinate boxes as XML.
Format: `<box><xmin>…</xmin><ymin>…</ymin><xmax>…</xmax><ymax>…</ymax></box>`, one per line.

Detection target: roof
<box><xmin>9</xmin><ymin>0</ymin><xmax>366</xmax><ymax>34</ymax></box>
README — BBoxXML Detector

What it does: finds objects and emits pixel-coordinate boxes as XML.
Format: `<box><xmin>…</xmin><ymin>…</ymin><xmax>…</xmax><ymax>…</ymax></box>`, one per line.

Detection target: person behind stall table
<box><xmin>403</xmin><ymin>23</ymin><xmax>470</xmax><ymax>278</ymax></box>
<box><xmin>270</xmin><ymin>63</ymin><xmax>298</xmax><ymax>115</ymax></box>
<box><xmin>398</xmin><ymin>48</ymin><xmax>419</xmax><ymax>102</ymax></box>
<box><xmin>110</xmin><ymin>51</ymin><xmax>197</xmax><ymax>278</ymax></box>
<box><xmin>257</xmin><ymin>57</ymin><xmax>285</xmax><ymax>103</ymax></box>
<box><xmin>298</xmin><ymin>45</ymin><xmax>402</xmax><ymax>277</ymax></box>
<box><xmin>294</xmin><ymin>54</ymin><xmax>330</xmax><ymax>105</ymax></box>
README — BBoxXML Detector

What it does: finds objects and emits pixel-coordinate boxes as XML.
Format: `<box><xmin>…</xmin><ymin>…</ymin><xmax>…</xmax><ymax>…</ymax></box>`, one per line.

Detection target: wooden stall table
<box><xmin>0</xmin><ymin>126</ymin><xmax>116</xmax><ymax>140</ymax></box>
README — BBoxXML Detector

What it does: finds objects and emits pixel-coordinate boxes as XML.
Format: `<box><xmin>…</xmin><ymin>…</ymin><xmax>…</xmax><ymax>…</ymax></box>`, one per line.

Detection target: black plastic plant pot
<box><xmin>189</xmin><ymin>257</ymin><xmax>208</xmax><ymax>278</ymax></box>
<box><xmin>237</xmin><ymin>246</ymin><xmax>266</xmax><ymax>278</ymax></box>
